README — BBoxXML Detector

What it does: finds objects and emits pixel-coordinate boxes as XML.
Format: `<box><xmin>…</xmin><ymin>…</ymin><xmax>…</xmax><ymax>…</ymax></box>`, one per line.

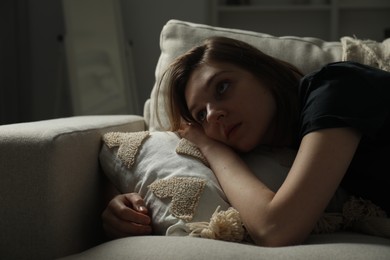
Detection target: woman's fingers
<box><xmin>102</xmin><ymin>193</ymin><xmax>152</xmax><ymax>238</ymax></box>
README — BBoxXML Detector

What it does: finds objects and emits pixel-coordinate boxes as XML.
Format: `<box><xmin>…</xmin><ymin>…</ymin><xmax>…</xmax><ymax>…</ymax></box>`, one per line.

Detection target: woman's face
<box><xmin>184</xmin><ymin>61</ymin><xmax>277</xmax><ymax>152</ymax></box>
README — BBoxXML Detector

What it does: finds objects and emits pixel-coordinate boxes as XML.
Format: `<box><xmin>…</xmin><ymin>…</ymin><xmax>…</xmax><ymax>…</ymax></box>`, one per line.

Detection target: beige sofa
<box><xmin>1</xmin><ymin>20</ymin><xmax>389</xmax><ymax>259</ymax></box>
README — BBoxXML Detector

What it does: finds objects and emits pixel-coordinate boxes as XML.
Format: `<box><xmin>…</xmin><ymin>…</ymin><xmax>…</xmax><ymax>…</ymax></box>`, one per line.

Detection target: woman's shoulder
<box><xmin>303</xmin><ymin>61</ymin><xmax>390</xmax><ymax>82</ymax></box>
<box><xmin>300</xmin><ymin>61</ymin><xmax>390</xmax><ymax>96</ymax></box>
<box><xmin>298</xmin><ymin>61</ymin><xmax>390</xmax><ymax>140</ymax></box>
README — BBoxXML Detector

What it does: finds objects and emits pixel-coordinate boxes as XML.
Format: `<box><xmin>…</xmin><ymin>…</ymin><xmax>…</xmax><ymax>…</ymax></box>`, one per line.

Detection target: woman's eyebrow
<box><xmin>205</xmin><ymin>70</ymin><xmax>230</xmax><ymax>89</ymax></box>
<box><xmin>188</xmin><ymin>70</ymin><xmax>230</xmax><ymax>114</ymax></box>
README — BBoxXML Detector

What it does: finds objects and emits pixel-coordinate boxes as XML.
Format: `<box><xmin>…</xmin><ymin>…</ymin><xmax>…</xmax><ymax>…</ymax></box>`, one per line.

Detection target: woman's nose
<box><xmin>206</xmin><ymin>104</ymin><xmax>225</xmax><ymax>123</ymax></box>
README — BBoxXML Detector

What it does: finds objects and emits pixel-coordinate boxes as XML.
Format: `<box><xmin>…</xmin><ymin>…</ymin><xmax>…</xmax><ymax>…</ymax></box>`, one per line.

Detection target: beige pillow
<box><xmin>145</xmin><ymin>19</ymin><xmax>343</xmax><ymax>131</ymax></box>
<box><xmin>99</xmin><ymin>131</ymin><xmax>230</xmax><ymax>236</ymax></box>
<box><xmin>99</xmin><ymin>131</ymin><xmax>295</xmax><ymax>237</ymax></box>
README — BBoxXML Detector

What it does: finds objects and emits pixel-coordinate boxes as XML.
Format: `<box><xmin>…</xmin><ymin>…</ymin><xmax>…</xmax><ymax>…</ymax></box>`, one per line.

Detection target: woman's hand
<box><xmin>178</xmin><ymin>122</ymin><xmax>226</xmax><ymax>152</ymax></box>
<box><xmin>178</xmin><ymin>123</ymin><xmax>208</xmax><ymax>147</ymax></box>
<box><xmin>102</xmin><ymin>193</ymin><xmax>152</xmax><ymax>239</ymax></box>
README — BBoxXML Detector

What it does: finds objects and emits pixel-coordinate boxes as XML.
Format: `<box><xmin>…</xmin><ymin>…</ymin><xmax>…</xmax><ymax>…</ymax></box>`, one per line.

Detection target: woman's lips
<box><xmin>225</xmin><ymin>123</ymin><xmax>241</xmax><ymax>140</ymax></box>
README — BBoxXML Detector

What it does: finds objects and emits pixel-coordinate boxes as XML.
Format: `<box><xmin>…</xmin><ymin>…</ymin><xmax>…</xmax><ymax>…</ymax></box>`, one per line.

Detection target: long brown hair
<box><xmin>160</xmin><ymin>36</ymin><xmax>303</xmax><ymax>145</ymax></box>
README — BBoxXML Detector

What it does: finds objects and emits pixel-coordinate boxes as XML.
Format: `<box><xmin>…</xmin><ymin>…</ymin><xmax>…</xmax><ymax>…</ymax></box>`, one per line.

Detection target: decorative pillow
<box><xmin>99</xmin><ymin>130</ymin><xmax>294</xmax><ymax>240</ymax></box>
<box><xmin>341</xmin><ymin>36</ymin><xmax>390</xmax><ymax>72</ymax></box>
<box><xmin>100</xmin><ymin>131</ymin><xmax>230</xmax><ymax>237</ymax></box>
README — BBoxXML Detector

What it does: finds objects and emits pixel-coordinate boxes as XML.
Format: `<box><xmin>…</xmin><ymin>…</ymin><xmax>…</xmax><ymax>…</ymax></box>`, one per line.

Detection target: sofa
<box><xmin>1</xmin><ymin>20</ymin><xmax>389</xmax><ymax>259</ymax></box>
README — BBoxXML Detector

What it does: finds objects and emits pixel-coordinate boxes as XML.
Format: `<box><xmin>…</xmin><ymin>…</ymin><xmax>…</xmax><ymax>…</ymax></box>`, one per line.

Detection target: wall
<box><xmin>1</xmin><ymin>0</ymin><xmax>209</xmax><ymax>124</ymax></box>
<box><xmin>63</xmin><ymin>0</ymin><xmax>140</xmax><ymax>115</ymax></box>
<box><xmin>1</xmin><ymin>0</ymin><xmax>69</xmax><ymax>124</ymax></box>
<box><xmin>2</xmin><ymin>1</ymin><xmax>388</xmax><ymax>124</ymax></box>
<box><xmin>28</xmin><ymin>0</ymin><xmax>70</xmax><ymax>120</ymax></box>
<box><xmin>0</xmin><ymin>0</ymin><xmax>25</xmax><ymax>124</ymax></box>
<box><xmin>120</xmin><ymin>0</ymin><xmax>210</xmax><ymax>113</ymax></box>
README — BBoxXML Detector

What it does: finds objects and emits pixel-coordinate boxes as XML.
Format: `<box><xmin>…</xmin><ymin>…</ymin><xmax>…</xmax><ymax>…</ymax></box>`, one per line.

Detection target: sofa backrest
<box><xmin>144</xmin><ymin>19</ymin><xmax>343</xmax><ymax>131</ymax></box>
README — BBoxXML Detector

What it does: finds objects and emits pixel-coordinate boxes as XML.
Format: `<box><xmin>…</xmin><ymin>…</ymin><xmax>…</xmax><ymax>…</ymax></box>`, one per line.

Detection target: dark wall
<box><xmin>0</xmin><ymin>0</ymin><xmax>71</xmax><ymax>125</ymax></box>
<box><xmin>1</xmin><ymin>0</ymin><xmax>30</xmax><ymax>124</ymax></box>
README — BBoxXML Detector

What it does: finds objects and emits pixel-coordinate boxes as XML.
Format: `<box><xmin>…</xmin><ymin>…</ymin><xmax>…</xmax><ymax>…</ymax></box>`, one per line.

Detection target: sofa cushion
<box><xmin>145</xmin><ymin>19</ymin><xmax>342</xmax><ymax>131</ymax></box>
<box><xmin>60</xmin><ymin>233</ymin><xmax>390</xmax><ymax>260</ymax></box>
<box><xmin>0</xmin><ymin>115</ymin><xmax>146</xmax><ymax>259</ymax></box>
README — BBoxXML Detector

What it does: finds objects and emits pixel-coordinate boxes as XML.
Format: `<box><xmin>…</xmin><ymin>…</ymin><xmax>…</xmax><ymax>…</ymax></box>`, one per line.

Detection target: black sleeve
<box><xmin>298</xmin><ymin>61</ymin><xmax>390</xmax><ymax>140</ymax></box>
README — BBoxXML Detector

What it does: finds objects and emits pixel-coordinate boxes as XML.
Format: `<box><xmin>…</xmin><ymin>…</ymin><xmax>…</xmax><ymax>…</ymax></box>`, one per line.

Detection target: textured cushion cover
<box><xmin>100</xmin><ymin>131</ymin><xmax>230</xmax><ymax>236</ymax></box>
<box><xmin>99</xmin><ymin>131</ymin><xmax>296</xmax><ymax>237</ymax></box>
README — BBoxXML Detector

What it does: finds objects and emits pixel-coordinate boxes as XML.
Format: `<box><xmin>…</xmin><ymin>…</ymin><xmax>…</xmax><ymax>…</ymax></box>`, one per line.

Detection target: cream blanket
<box><xmin>341</xmin><ymin>36</ymin><xmax>390</xmax><ymax>72</ymax></box>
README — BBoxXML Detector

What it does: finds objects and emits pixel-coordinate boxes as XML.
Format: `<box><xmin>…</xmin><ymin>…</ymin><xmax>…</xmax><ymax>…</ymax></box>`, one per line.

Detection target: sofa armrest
<box><xmin>0</xmin><ymin>115</ymin><xmax>145</xmax><ymax>259</ymax></box>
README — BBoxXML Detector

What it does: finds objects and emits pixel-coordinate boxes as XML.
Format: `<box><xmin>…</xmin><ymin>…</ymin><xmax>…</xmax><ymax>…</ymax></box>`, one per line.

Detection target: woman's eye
<box><xmin>196</xmin><ymin>110</ymin><xmax>207</xmax><ymax>123</ymax></box>
<box><xmin>217</xmin><ymin>81</ymin><xmax>230</xmax><ymax>95</ymax></box>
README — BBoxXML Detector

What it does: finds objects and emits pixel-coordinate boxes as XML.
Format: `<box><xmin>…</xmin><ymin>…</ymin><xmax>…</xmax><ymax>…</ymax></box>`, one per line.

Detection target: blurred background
<box><xmin>1</xmin><ymin>0</ymin><xmax>389</xmax><ymax>124</ymax></box>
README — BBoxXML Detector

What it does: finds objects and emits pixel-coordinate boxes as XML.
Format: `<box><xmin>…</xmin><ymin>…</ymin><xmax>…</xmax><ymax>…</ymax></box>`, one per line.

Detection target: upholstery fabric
<box><xmin>0</xmin><ymin>115</ymin><xmax>145</xmax><ymax>259</ymax></box>
<box><xmin>61</xmin><ymin>233</ymin><xmax>390</xmax><ymax>260</ymax></box>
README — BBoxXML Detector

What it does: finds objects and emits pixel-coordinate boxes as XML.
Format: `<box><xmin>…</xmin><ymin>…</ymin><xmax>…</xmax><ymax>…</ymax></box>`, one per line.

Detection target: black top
<box><xmin>299</xmin><ymin>61</ymin><xmax>390</xmax><ymax>214</ymax></box>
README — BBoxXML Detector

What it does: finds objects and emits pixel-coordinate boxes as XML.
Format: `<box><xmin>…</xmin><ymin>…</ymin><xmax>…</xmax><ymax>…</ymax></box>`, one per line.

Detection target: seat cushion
<box><xmin>61</xmin><ymin>233</ymin><xmax>390</xmax><ymax>260</ymax></box>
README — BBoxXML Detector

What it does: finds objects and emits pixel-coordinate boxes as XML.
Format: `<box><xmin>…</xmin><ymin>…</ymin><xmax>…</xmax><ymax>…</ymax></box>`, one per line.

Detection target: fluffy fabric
<box><xmin>103</xmin><ymin>131</ymin><xmax>150</xmax><ymax>168</ymax></box>
<box><xmin>341</xmin><ymin>36</ymin><xmax>390</xmax><ymax>72</ymax></box>
<box><xmin>148</xmin><ymin>177</ymin><xmax>206</xmax><ymax>221</ymax></box>
<box><xmin>186</xmin><ymin>206</ymin><xmax>245</xmax><ymax>242</ymax></box>
<box><xmin>313</xmin><ymin>196</ymin><xmax>390</xmax><ymax>239</ymax></box>
<box><xmin>176</xmin><ymin>138</ymin><xmax>209</xmax><ymax>166</ymax></box>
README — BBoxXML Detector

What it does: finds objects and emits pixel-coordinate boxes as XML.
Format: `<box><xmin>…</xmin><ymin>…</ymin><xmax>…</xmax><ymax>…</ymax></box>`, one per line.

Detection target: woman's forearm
<box><xmin>199</xmin><ymin>142</ymin><xmax>284</xmax><ymax>246</ymax></box>
<box><xmin>199</xmin><ymin>128</ymin><xmax>360</xmax><ymax>247</ymax></box>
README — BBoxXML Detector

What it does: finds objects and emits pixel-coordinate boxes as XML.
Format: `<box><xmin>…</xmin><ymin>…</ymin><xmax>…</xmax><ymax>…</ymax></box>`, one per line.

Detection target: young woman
<box><xmin>102</xmin><ymin>36</ymin><xmax>390</xmax><ymax>246</ymax></box>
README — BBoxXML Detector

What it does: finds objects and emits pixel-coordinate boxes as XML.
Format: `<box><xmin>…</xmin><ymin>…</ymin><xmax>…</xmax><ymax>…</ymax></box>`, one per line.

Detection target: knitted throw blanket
<box><xmin>341</xmin><ymin>36</ymin><xmax>390</xmax><ymax>72</ymax></box>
